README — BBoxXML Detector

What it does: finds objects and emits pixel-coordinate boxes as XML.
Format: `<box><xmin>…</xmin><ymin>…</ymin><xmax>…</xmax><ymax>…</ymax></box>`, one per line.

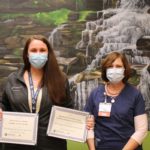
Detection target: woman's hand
<box><xmin>0</xmin><ymin>108</ymin><xmax>3</xmax><ymax>120</ymax></box>
<box><xmin>87</xmin><ymin>115</ymin><xmax>95</xmax><ymax>130</ymax></box>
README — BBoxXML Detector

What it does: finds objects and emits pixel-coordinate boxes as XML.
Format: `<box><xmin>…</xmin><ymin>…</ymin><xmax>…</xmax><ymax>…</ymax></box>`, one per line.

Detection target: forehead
<box><xmin>28</xmin><ymin>39</ymin><xmax>47</xmax><ymax>49</ymax></box>
<box><xmin>112</xmin><ymin>57</ymin><xmax>123</xmax><ymax>65</ymax></box>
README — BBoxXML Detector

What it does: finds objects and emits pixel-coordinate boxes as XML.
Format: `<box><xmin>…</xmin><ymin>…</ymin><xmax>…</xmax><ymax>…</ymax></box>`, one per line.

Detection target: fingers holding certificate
<box><xmin>47</xmin><ymin>106</ymin><xmax>89</xmax><ymax>142</ymax></box>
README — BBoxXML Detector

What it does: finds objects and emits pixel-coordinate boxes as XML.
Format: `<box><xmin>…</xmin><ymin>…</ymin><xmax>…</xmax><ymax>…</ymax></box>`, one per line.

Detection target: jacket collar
<box><xmin>16</xmin><ymin>65</ymin><xmax>26</xmax><ymax>84</ymax></box>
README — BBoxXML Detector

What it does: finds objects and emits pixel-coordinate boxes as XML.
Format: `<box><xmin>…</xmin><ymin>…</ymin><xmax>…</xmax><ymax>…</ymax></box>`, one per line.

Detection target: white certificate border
<box><xmin>47</xmin><ymin>106</ymin><xmax>89</xmax><ymax>143</ymax></box>
<box><xmin>0</xmin><ymin>111</ymin><xmax>39</xmax><ymax>145</ymax></box>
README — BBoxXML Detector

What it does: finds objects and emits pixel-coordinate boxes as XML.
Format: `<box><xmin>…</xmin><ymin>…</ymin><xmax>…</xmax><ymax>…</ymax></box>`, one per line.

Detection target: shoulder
<box><xmin>6</xmin><ymin>67</ymin><xmax>24</xmax><ymax>83</ymax></box>
<box><xmin>2</xmin><ymin>71</ymin><xmax>19</xmax><ymax>91</ymax></box>
<box><xmin>90</xmin><ymin>83</ymin><xmax>105</xmax><ymax>97</ymax></box>
<box><xmin>7</xmin><ymin>69</ymin><xmax>19</xmax><ymax>81</ymax></box>
<box><xmin>124</xmin><ymin>83</ymin><xmax>144</xmax><ymax>104</ymax></box>
<box><xmin>8</xmin><ymin>71</ymin><xmax>18</xmax><ymax>79</ymax></box>
<box><xmin>125</xmin><ymin>83</ymin><xmax>141</xmax><ymax>96</ymax></box>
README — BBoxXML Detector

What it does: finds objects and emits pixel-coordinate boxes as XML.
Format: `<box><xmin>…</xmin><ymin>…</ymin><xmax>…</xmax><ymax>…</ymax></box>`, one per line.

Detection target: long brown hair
<box><xmin>101</xmin><ymin>51</ymin><xmax>131</xmax><ymax>83</ymax></box>
<box><xmin>23</xmin><ymin>35</ymin><xmax>66</xmax><ymax>104</ymax></box>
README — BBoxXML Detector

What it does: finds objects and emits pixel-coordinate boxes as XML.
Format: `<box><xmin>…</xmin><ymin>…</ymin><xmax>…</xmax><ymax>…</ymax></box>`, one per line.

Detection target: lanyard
<box><xmin>28</xmin><ymin>72</ymin><xmax>41</xmax><ymax>113</ymax></box>
<box><xmin>104</xmin><ymin>92</ymin><xmax>107</xmax><ymax>103</ymax></box>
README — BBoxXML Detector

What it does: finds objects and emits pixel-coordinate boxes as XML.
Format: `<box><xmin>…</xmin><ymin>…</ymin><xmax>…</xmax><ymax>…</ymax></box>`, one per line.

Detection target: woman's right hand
<box><xmin>87</xmin><ymin>115</ymin><xmax>95</xmax><ymax>130</ymax></box>
<box><xmin>0</xmin><ymin>108</ymin><xmax>3</xmax><ymax>120</ymax></box>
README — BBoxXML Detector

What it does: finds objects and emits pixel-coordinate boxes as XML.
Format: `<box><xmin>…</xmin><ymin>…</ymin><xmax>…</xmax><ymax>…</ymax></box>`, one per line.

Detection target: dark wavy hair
<box><xmin>101</xmin><ymin>51</ymin><xmax>131</xmax><ymax>83</ymax></box>
<box><xmin>23</xmin><ymin>35</ymin><xmax>66</xmax><ymax>104</ymax></box>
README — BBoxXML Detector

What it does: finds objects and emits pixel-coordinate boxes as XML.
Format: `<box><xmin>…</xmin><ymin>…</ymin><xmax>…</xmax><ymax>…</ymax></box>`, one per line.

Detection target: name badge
<box><xmin>98</xmin><ymin>102</ymin><xmax>112</xmax><ymax>117</ymax></box>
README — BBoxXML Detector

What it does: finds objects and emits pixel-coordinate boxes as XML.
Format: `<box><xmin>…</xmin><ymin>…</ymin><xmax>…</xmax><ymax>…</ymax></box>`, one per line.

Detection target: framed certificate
<box><xmin>0</xmin><ymin>111</ymin><xmax>38</xmax><ymax>145</ymax></box>
<box><xmin>47</xmin><ymin>106</ymin><xmax>89</xmax><ymax>142</ymax></box>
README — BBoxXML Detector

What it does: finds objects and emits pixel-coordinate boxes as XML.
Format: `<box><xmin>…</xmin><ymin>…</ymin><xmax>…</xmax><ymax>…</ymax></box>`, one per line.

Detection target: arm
<box><xmin>122</xmin><ymin>114</ymin><xmax>148</xmax><ymax>150</ymax></box>
<box><xmin>84</xmin><ymin>91</ymin><xmax>96</xmax><ymax>150</ymax></box>
<box><xmin>0</xmin><ymin>87</ymin><xmax>11</xmax><ymax>111</ymax></box>
<box><xmin>87</xmin><ymin>123</ymin><xmax>95</xmax><ymax>150</ymax></box>
<box><xmin>86</xmin><ymin>115</ymin><xmax>95</xmax><ymax>150</ymax></box>
<box><xmin>0</xmin><ymin>83</ymin><xmax>10</xmax><ymax>120</ymax></box>
<box><xmin>87</xmin><ymin>137</ymin><xmax>95</xmax><ymax>150</ymax></box>
<box><xmin>122</xmin><ymin>138</ymin><xmax>139</xmax><ymax>150</ymax></box>
<box><xmin>0</xmin><ymin>89</ymin><xmax>11</xmax><ymax>120</ymax></box>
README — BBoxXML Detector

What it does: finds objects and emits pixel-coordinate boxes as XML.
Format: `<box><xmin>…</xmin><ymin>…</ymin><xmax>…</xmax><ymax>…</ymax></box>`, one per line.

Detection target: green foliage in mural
<box><xmin>0</xmin><ymin>9</ymin><xmax>95</xmax><ymax>28</ymax></box>
<box><xmin>0</xmin><ymin>8</ymin><xmax>71</xmax><ymax>26</ymax></box>
<box><xmin>33</xmin><ymin>8</ymin><xmax>71</xmax><ymax>25</ymax></box>
<box><xmin>128</xmin><ymin>75</ymin><xmax>140</xmax><ymax>86</ymax></box>
<box><xmin>78</xmin><ymin>10</ymin><xmax>93</xmax><ymax>22</ymax></box>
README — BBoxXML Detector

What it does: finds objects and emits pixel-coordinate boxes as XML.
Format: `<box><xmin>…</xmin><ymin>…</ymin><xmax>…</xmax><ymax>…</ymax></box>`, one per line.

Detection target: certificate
<box><xmin>47</xmin><ymin>106</ymin><xmax>89</xmax><ymax>142</ymax></box>
<box><xmin>0</xmin><ymin>111</ymin><xmax>38</xmax><ymax>145</ymax></box>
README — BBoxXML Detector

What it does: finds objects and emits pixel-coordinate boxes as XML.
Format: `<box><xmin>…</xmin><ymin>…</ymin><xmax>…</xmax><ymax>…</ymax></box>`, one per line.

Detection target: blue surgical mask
<box><xmin>29</xmin><ymin>53</ymin><xmax>48</xmax><ymax>69</ymax></box>
<box><xmin>106</xmin><ymin>67</ymin><xmax>125</xmax><ymax>84</ymax></box>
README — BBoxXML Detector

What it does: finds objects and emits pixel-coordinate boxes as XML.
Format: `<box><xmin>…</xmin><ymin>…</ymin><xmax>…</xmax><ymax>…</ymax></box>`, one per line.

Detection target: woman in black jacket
<box><xmin>0</xmin><ymin>35</ymin><xmax>73</xmax><ymax>150</ymax></box>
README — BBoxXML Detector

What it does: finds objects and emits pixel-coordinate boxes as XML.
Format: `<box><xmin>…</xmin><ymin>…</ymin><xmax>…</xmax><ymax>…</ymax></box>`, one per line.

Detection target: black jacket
<box><xmin>0</xmin><ymin>67</ymin><xmax>73</xmax><ymax>150</ymax></box>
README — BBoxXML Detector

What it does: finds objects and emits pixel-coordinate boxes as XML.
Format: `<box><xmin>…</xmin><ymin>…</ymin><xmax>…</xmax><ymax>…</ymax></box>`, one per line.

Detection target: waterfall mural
<box><xmin>0</xmin><ymin>0</ymin><xmax>149</xmax><ymax>128</ymax></box>
<box><xmin>73</xmin><ymin>0</ymin><xmax>150</xmax><ymax>128</ymax></box>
